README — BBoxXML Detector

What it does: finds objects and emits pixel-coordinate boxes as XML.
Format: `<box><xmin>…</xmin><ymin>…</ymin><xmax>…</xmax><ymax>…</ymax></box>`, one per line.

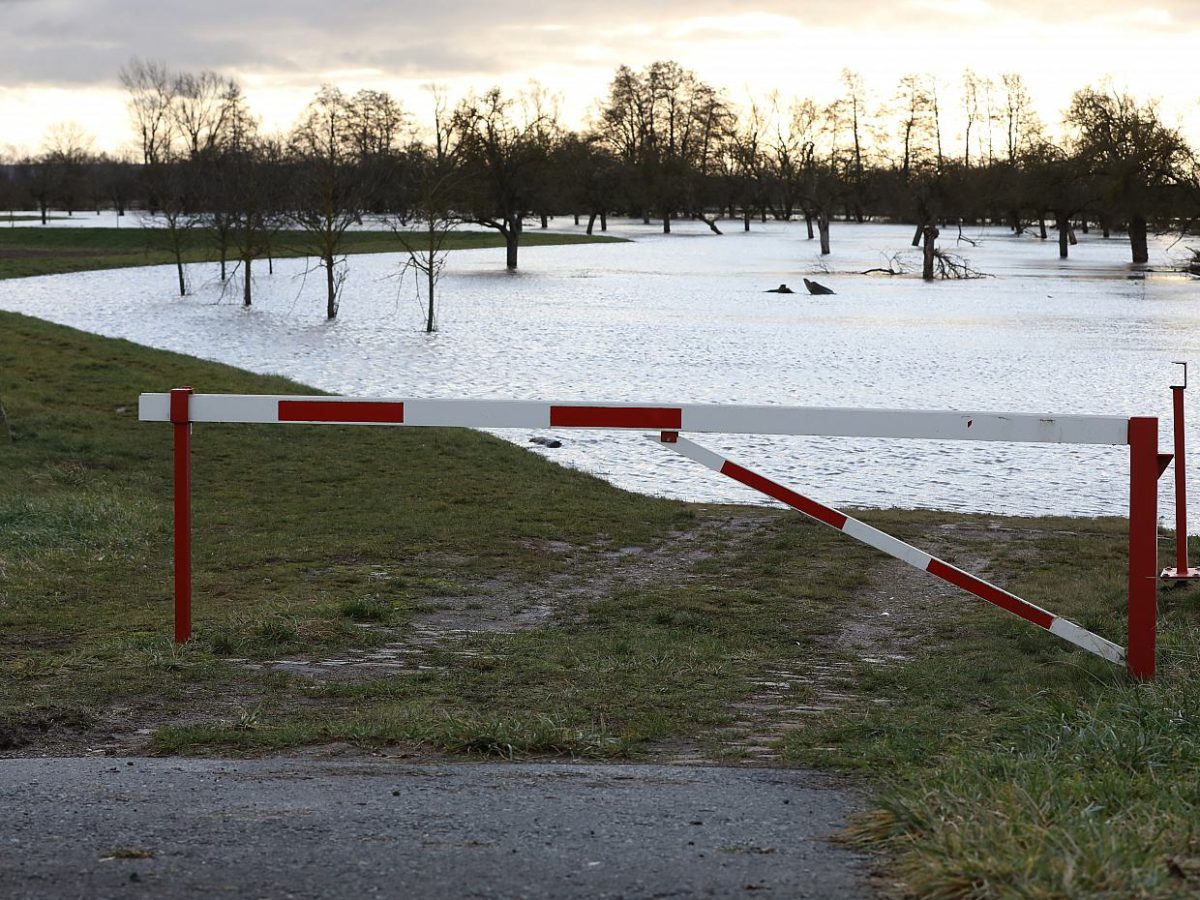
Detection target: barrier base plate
<box><xmin>1160</xmin><ymin>567</ymin><xmax>1200</xmax><ymax>580</ymax></box>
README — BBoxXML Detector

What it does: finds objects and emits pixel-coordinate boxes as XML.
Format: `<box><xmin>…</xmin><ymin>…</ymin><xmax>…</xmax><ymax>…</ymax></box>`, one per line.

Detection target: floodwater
<box><xmin>3</xmin><ymin>217</ymin><xmax>1198</xmax><ymax>526</ymax></box>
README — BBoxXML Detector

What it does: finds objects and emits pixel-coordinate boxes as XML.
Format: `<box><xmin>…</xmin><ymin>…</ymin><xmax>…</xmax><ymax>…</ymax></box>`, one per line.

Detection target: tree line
<box><xmin>1</xmin><ymin>59</ymin><xmax>1197</xmax><ymax>319</ymax></box>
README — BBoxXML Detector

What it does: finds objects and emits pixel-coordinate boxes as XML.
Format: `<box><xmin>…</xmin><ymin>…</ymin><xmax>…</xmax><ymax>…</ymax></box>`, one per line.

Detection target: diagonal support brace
<box><xmin>652</xmin><ymin>432</ymin><xmax>1124</xmax><ymax>667</ymax></box>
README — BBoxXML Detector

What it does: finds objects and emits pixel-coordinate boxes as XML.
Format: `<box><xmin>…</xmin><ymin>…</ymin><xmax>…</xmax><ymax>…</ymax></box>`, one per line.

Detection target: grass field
<box><xmin>0</xmin><ymin>225</ymin><xmax>624</xmax><ymax>280</ymax></box>
<box><xmin>3</xmin><ymin>309</ymin><xmax>1200</xmax><ymax>897</ymax></box>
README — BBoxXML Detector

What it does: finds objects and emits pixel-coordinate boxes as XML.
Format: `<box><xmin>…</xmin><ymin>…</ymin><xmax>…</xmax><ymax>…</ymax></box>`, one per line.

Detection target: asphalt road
<box><xmin>0</xmin><ymin>758</ymin><xmax>872</xmax><ymax>899</ymax></box>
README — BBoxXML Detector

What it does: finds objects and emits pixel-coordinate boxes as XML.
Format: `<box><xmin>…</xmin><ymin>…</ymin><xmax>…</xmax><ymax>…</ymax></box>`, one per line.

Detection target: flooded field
<box><xmin>3</xmin><ymin>217</ymin><xmax>1198</xmax><ymax>525</ymax></box>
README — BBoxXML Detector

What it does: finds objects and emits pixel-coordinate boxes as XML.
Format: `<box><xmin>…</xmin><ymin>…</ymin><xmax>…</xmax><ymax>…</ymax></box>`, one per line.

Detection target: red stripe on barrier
<box><xmin>550</xmin><ymin>405</ymin><xmax>682</xmax><ymax>429</ymax></box>
<box><xmin>926</xmin><ymin>559</ymin><xmax>1054</xmax><ymax>629</ymax></box>
<box><xmin>720</xmin><ymin>461</ymin><xmax>848</xmax><ymax>529</ymax></box>
<box><xmin>278</xmin><ymin>400</ymin><xmax>405</xmax><ymax>424</ymax></box>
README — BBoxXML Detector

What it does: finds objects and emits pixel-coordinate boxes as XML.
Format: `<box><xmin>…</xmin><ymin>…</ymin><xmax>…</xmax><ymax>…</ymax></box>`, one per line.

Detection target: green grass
<box><xmin>0</xmin><ymin>226</ymin><xmax>625</xmax><ymax>280</ymax></box>
<box><xmin>4</xmin><ymin>308</ymin><xmax>1200</xmax><ymax>896</ymax></box>
<box><xmin>0</xmin><ymin>309</ymin><xmax>860</xmax><ymax>762</ymax></box>
<box><xmin>778</xmin><ymin>522</ymin><xmax>1200</xmax><ymax>898</ymax></box>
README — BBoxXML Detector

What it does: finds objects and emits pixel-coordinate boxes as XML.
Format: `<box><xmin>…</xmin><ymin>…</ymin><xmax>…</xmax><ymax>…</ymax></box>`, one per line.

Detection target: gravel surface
<box><xmin>0</xmin><ymin>758</ymin><xmax>872</xmax><ymax>899</ymax></box>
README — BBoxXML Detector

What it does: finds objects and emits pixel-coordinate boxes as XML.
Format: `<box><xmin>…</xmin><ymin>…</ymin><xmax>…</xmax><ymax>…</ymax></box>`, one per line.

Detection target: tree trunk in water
<box><xmin>1038</xmin><ymin>216</ymin><xmax>1047</xmax><ymax>240</ymax></box>
<box><xmin>743</xmin><ymin>211</ymin><xmax>751</xmax><ymax>232</ymax></box>
<box><xmin>573</xmin><ymin>213</ymin><xmax>580</xmax><ymax>226</ymax></box>
<box><xmin>40</xmin><ymin>202</ymin><xmax>47</xmax><ymax>225</ymax></box>
<box><xmin>817</xmin><ymin>213</ymin><xmax>831</xmax><ymax>255</ymax></box>
<box><xmin>642</xmin><ymin>211</ymin><xmax>651</xmax><ymax>225</ymax></box>
<box><xmin>1080</xmin><ymin>219</ymin><xmax>1089</xmax><ymax>234</ymax></box>
<box><xmin>911</xmin><ymin>222</ymin><xmax>923</xmax><ymax>248</ymax></box>
<box><xmin>426</xmin><ymin>265</ymin><xmax>435</xmax><ymax>333</ymax></box>
<box><xmin>805</xmin><ymin>211</ymin><xmax>814</xmax><ymax>240</ymax></box>
<box><xmin>220</xmin><ymin>248</ymin><xmax>227</xmax><ymax>281</ymax></box>
<box><xmin>1068</xmin><ymin>227</ymin><xmax>1078</xmax><ymax>246</ymax></box>
<box><xmin>174</xmin><ymin>252</ymin><xmax>186</xmax><ymax>297</ymax></box>
<box><xmin>1008</xmin><ymin>211</ymin><xmax>1024</xmax><ymax>235</ymax></box>
<box><xmin>600</xmin><ymin>212</ymin><xmax>607</xmax><ymax>232</ymax></box>
<box><xmin>540</xmin><ymin>213</ymin><xmax>548</xmax><ymax>229</ymax></box>
<box><xmin>1129</xmin><ymin>215</ymin><xmax>1149</xmax><ymax>264</ymax></box>
<box><xmin>505</xmin><ymin>222</ymin><xmax>521</xmax><ymax>270</ymax></box>
<box><xmin>325</xmin><ymin>255</ymin><xmax>337</xmax><ymax>319</ymax></box>
<box><xmin>760</xmin><ymin>209</ymin><xmax>767</xmax><ymax>223</ymax></box>
<box><xmin>586</xmin><ymin>213</ymin><xmax>596</xmax><ymax>235</ymax></box>
<box><xmin>663</xmin><ymin>213</ymin><xmax>671</xmax><ymax>234</ymax></box>
<box><xmin>1056</xmin><ymin>213</ymin><xmax>1069</xmax><ymax>259</ymax></box>
<box><xmin>243</xmin><ymin>256</ymin><xmax>252</xmax><ymax>306</ymax></box>
<box><xmin>922</xmin><ymin>225</ymin><xmax>939</xmax><ymax>280</ymax></box>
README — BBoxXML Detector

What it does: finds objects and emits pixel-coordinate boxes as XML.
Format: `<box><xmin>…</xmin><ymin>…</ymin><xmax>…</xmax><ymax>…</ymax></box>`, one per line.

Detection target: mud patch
<box><xmin>257</xmin><ymin>515</ymin><xmax>775</xmax><ymax>683</ymax></box>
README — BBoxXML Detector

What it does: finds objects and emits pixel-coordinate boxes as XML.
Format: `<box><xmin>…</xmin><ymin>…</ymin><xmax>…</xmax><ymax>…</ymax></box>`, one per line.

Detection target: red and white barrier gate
<box><xmin>140</xmin><ymin>390</ymin><xmax>1176</xmax><ymax>679</ymax></box>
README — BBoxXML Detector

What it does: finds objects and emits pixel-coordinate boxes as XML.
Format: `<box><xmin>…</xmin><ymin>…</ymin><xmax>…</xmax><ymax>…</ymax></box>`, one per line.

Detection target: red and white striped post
<box><xmin>170</xmin><ymin>387</ymin><xmax>193</xmax><ymax>644</ymax></box>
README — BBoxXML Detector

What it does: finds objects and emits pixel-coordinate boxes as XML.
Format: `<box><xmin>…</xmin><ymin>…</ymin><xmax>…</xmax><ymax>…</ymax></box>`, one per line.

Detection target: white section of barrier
<box><xmin>138</xmin><ymin>393</ymin><xmax>1132</xmax><ymax>445</ymax></box>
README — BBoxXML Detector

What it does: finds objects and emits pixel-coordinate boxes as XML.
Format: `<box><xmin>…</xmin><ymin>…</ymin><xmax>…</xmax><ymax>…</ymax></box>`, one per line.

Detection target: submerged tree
<box><xmin>453</xmin><ymin>88</ymin><xmax>552</xmax><ymax>269</ymax></box>
<box><xmin>289</xmin><ymin>86</ymin><xmax>375</xmax><ymax>318</ymax></box>
<box><xmin>1066</xmin><ymin>86</ymin><xmax>1192</xmax><ymax>264</ymax></box>
<box><xmin>595</xmin><ymin>61</ymin><xmax>731</xmax><ymax>233</ymax></box>
<box><xmin>393</xmin><ymin>131</ymin><xmax>460</xmax><ymax>332</ymax></box>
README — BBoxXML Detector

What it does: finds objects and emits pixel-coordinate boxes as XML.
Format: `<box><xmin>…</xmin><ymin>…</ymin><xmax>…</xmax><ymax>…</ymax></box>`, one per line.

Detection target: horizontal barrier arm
<box><xmin>139</xmin><ymin>393</ymin><xmax>1132</xmax><ymax>445</ymax></box>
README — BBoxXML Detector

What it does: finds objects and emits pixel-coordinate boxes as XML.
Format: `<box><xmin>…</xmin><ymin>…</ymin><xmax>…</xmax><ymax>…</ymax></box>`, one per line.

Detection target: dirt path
<box><xmin>685</xmin><ymin>519</ymin><xmax>1028</xmax><ymax>763</ymax></box>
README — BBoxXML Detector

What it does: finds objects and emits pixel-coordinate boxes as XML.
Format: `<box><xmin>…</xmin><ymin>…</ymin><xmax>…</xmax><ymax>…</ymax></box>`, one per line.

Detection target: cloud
<box><xmin>0</xmin><ymin>1</ymin><xmax>1045</xmax><ymax>85</ymax></box>
<box><xmin>0</xmin><ymin>0</ymin><xmax>1192</xmax><ymax>91</ymax></box>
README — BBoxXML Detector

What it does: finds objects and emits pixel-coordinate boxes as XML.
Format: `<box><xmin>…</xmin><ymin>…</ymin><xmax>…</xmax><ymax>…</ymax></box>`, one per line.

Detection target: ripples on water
<box><xmin>3</xmin><ymin>219</ymin><xmax>1198</xmax><ymax>526</ymax></box>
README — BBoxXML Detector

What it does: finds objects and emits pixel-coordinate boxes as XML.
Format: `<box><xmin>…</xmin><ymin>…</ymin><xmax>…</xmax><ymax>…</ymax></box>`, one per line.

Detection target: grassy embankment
<box><xmin>0</xmin><ymin>226</ymin><xmax>623</xmax><ymax>280</ymax></box>
<box><xmin>2</xmin><ymin>309</ymin><xmax>1200</xmax><ymax>897</ymax></box>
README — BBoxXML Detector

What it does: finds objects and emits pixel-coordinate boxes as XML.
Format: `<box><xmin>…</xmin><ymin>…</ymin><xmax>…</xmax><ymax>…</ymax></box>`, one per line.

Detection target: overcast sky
<box><xmin>2</xmin><ymin>0</ymin><xmax>1198</xmax><ymax>154</ymax></box>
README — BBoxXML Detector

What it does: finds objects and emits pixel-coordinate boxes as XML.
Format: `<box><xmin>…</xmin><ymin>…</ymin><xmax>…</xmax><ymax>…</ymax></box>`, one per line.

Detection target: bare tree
<box><xmin>345</xmin><ymin>89</ymin><xmax>408</xmax><ymax>160</ymax></box>
<box><xmin>41</xmin><ymin>122</ymin><xmax>96</xmax><ymax>217</ymax></box>
<box><xmin>394</xmin><ymin>148</ymin><xmax>457</xmax><ymax>332</ymax></box>
<box><xmin>222</xmin><ymin>101</ymin><xmax>284</xmax><ymax>307</ymax></box>
<box><xmin>596</xmin><ymin>61</ymin><xmax>731</xmax><ymax>234</ymax></box>
<box><xmin>289</xmin><ymin>86</ymin><xmax>370</xmax><ymax>318</ymax></box>
<box><xmin>174</xmin><ymin>70</ymin><xmax>238</xmax><ymax>159</ymax></box>
<box><xmin>781</xmin><ymin>97</ymin><xmax>821</xmax><ymax>235</ymax></box>
<box><xmin>836</xmin><ymin>69</ymin><xmax>868</xmax><ymax>220</ymax></box>
<box><xmin>453</xmin><ymin>88</ymin><xmax>552</xmax><ymax>269</ymax></box>
<box><xmin>119</xmin><ymin>58</ymin><xmax>176</xmax><ymax>166</ymax></box>
<box><xmin>1065</xmin><ymin>86</ymin><xmax>1192</xmax><ymax>264</ymax></box>
<box><xmin>926</xmin><ymin>75</ymin><xmax>944</xmax><ymax>173</ymax></box>
<box><xmin>893</xmin><ymin>74</ymin><xmax>934</xmax><ymax>178</ymax></box>
<box><xmin>1000</xmin><ymin>73</ymin><xmax>1043</xmax><ymax>164</ymax></box>
<box><xmin>143</xmin><ymin>160</ymin><xmax>198</xmax><ymax>297</ymax></box>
